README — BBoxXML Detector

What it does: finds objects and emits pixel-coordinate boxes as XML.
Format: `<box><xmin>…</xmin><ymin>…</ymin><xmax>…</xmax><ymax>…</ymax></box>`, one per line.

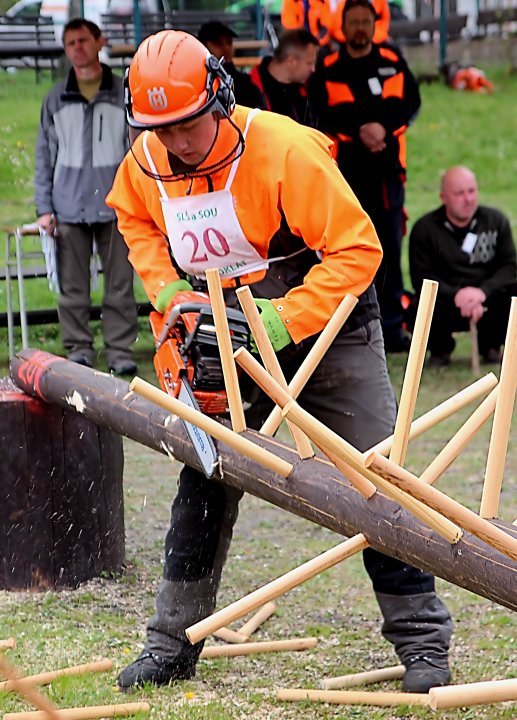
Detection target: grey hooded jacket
<box><xmin>35</xmin><ymin>64</ymin><xmax>128</xmax><ymax>224</ymax></box>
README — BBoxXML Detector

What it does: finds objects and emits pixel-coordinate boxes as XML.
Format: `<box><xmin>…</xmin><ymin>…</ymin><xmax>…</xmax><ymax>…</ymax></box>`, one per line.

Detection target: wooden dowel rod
<box><xmin>236</xmin><ymin>347</ymin><xmax>462</xmax><ymax>544</ymax></box>
<box><xmin>366</xmin><ymin>373</ymin><xmax>498</xmax><ymax>458</ymax></box>
<box><xmin>420</xmin><ymin>387</ymin><xmax>498</xmax><ymax>486</ymax></box>
<box><xmin>0</xmin><ymin>638</ymin><xmax>16</xmax><ymax>651</ymax></box>
<box><xmin>236</xmin><ymin>286</ymin><xmax>314</xmax><ymax>459</ymax></box>
<box><xmin>389</xmin><ymin>279</ymin><xmax>438</xmax><ymax>466</ymax></box>
<box><xmin>129</xmin><ymin>377</ymin><xmax>292</xmax><ymax>478</ymax></box>
<box><xmin>480</xmin><ymin>296</ymin><xmax>517</xmax><ymax>518</ymax></box>
<box><xmin>276</xmin><ymin>688</ymin><xmax>431</xmax><ymax>706</ymax></box>
<box><xmin>0</xmin><ymin>659</ymin><xmax>113</xmax><ymax>693</ymax></box>
<box><xmin>470</xmin><ymin>319</ymin><xmax>481</xmax><ymax>375</ymax></box>
<box><xmin>205</xmin><ymin>269</ymin><xmax>246</xmax><ymax>433</ymax></box>
<box><xmin>367</xmin><ymin>452</ymin><xmax>517</xmax><ymax>562</ymax></box>
<box><xmin>211</xmin><ymin>627</ymin><xmax>250</xmax><ymax>644</ymax></box>
<box><xmin>320</xmin><ymin>664</ymin><xmax>406</xmax><ymax>690</ymax></box>
<box><xmin>429</xmin><ymin>678</ymin><xmax>517</xmax><ymax>709</ymax></box>
<box><xmin>238</xmin><ymin>602</ymin><xmax>276</xmax><ymax>638</ymax></box>
<box><xmin>260</xmin><ymin>294</ymin><xmax>358</xmax><ymax>435</ymax></box>
<box><xmin>186</xmin><ymin>534</ymin><xmax>369</xmax><ymax>644</ymax></box>
<box><xmin>200</xmin><ymin>637</ymin><xmax>317</xmax><ymax>658</ymax></box>
<box><xmin>0</xmin><ymin>654</ymin><xmax>61</xmax><ymax>720</ymax></box>
<box><xmin>3</xmin><ymin>703</ymin><xmax>151</xmax><ymax>720</ymax></box>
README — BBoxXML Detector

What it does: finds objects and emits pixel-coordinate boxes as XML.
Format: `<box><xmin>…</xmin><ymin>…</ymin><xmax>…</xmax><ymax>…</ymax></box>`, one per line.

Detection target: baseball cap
<box><xmin>198</xmin><ymin>20</ymin><xmax>238</xmax><ymax>44</ymax></box>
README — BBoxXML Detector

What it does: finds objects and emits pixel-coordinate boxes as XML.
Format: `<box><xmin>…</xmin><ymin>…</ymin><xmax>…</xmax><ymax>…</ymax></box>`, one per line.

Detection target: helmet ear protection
<box><xmin>124</xmin><ymin>53</ymin><xmax>235</xmax><ymax>129</ymax></box>
<box><xmin>206</xmin><ymin>54</ymin><xmax>235</xmax><ymax>117</ymax></box>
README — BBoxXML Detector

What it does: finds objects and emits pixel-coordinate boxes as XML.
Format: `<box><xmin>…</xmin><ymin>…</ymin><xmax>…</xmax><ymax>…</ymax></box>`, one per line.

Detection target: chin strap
<box><xmin>129</xmin><ymin>114</ymin><xmax>245</xmax><ymax>184</ymax></box>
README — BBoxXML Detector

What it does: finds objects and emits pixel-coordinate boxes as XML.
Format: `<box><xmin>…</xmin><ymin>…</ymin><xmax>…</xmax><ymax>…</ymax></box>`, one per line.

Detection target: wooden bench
<box><xmin>0</xmin><ymin>15</ymin><xmax>62</xmax><ymax>80</ymax></box>
<box><xmin>390</xmin><ymin>14</ymin><xmax>468</xmax><ymax>45</ymax></box>
<box><xmin>477</xmin><ymin>6</ymin><xmax>517</xmax><ymax>35</ymax></box>
<box><xmin>102</xmin><ymin>10</ymin><xmax>266</xmax><ymax>65</ymax></box>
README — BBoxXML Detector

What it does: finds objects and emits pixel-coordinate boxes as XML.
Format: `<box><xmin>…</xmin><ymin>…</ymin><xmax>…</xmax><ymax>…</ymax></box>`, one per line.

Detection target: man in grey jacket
<box><xmin>35</xmin><ymin>17</ymin><xmax>138</xmax><ymax>374</ymax></box>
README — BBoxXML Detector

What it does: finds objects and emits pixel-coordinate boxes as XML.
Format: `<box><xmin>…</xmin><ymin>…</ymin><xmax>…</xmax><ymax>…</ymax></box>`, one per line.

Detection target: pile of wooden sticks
<box><xmin>129</xmin><ymin>273</ymin><xmax>516</xmax><ymax>711</ymax></box>
<box><xmin>0</xmin><ymin>638</ymin><xmax>149</xmax><ymax>720</ymax></box>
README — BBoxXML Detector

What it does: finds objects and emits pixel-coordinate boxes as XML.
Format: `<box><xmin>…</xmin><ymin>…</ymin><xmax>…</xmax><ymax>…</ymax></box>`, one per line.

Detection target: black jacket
<box><xmin>409</xmin><ymin>205</ymin><xmax>517</xmax><ymax>300</ymax></box>
<box><xmin>250</xmin><ymin>57</ymin><xmax>318</xmax><ymax>127</ymax></box>
<box><xmin>312</xmin><ymin>43</ymin><xmax>420</xmax><ymax>210</ymax></box>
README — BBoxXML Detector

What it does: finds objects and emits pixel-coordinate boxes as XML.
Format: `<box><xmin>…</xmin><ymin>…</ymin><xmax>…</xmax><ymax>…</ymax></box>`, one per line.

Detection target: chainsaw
<box><xmin>150</xmin><ymin>290</ymin><xmax>250</xmax><ymax>477</ymax></box>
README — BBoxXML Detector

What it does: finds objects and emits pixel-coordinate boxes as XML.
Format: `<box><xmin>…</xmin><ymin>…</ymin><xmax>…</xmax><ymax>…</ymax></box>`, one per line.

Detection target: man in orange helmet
<box><xmin>107</xmin><ymin>29</ymin><xmax>452</xmax><ymax>693</ymax></box>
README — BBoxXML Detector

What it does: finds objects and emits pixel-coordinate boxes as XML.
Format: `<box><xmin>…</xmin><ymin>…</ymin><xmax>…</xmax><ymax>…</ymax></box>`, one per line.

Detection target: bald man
<box><xmin>408</xmin><ymin>166</ymin><xmax>517</xmax><ymax>366</ymax></box>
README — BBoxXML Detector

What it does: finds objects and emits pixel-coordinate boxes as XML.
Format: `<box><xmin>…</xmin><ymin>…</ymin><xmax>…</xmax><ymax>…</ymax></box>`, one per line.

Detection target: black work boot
<box><xmin>402</xmin><ymin>654</ymin><xmax>451</xmax><ymax>693</ymax></box>
<box><xmin>376</xmin><ymin>591</ymin><xmax>453</xmax><ymax>693</ymax></box>
<box><xmin>117</xmin><ymin>650</ymin><xmax>196</xmax><ymax>691</ymax></box>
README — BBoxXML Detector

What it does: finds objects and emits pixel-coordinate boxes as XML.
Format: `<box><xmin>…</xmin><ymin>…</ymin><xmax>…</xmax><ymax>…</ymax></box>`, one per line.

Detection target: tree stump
<box><xmin>0</xmin><ymin>378</ymin><xmax>125</xmax><ymax>590</ymax></box>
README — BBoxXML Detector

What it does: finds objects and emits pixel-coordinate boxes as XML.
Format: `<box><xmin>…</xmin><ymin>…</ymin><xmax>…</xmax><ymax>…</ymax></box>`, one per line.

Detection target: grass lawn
<box><xmin>0</xmin><ymin>67</ymin><xmax>516</xmax><ymax>719</ymax></box>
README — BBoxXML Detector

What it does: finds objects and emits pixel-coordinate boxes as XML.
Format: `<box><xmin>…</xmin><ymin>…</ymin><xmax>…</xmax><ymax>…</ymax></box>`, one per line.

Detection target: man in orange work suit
<box><xmin>312</xmin><ymin>0</ymin><xmax>420</xmax><ymax>352</ymax></box>
<box><xmin>106</xmin><ymin>30</ymin><xmax>452</xmax><ymax>693</ymax></box>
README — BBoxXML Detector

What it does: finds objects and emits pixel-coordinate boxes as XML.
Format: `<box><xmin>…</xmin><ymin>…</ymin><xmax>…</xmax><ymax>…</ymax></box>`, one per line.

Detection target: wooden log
<box><xmin>9</xmin><ymin>350</ymin><xmax>517</xmax><ymax>612</ymax></box>
<box><xmin>205</xmin><ymin>269</ymin><xmax>246</xmax><ymax>432</ymax></box>
<box><xmin>235</xmin><ymin>348</ymin><xmax>462</xmax><ymax>545</ymax></box>
<box><xmin>276</xmin><ymin>688</ymin><xmax>431</xmax><ymax>706</ymax></box>
<box><xmin>367</xmin><ymin>453</ymin><xmax>517</xmax><ymax>562</ymax></box>
<box><xmin>238</xmin><ymin>602</ymin><xmax>276</xmax><ymax>638</ymax></box>
<box><xmin>3</xmin><ymin>703</ymin><xmax>150</xmax><ymax>720</ymax></box>
<box><xmin>200</xmin><ymin>637</ymin><xmax>317</xmax><ymax>658</ymax></box>
<box><xmin>389</xmin><ymin>279</ymin><xmax>437</xmax><ymax>466</ymax></box>
<box><xmin>187</xmin><ymin>535</ymin><xmax>369</xmax><ymax>644</ymax></box>
<box><xmin>0</xmin><ymin>378</ymin><xmax>124</xmax><ymax>590</ymax></box>
<box><xmin>480</xmin><ymin>296</ymin><xmax>517</xmax><ymax>518</ymax></box>
<box><xmin>429</xmin><ymin>678</ymin><xmax>517</xmax><ymax>709</ymax></box>
<box><xmin>320</xmin><ymin>664</ymin><xmax>405</xmax><ymax>690</ymax></box>
<box><xmin>0</xmin><ymin>659</ymin><xmax>113</xmax><ymax>693</ymax></box>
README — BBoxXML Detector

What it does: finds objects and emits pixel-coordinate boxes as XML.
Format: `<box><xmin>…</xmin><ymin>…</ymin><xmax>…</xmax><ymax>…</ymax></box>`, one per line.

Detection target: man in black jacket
<box><xmin>409</xmin><ymin>166</ymin><xmax>517</xmax><ymax>366</ymax></box>
<box><xmin>312</xmin><ymin>0</ymin><xmax>421</xmax><ymax>352</ymax></box>
<box><xmin>250</xmin><ymin>28</ymin><xmax>320</xmax><ymax>126</ymax></box>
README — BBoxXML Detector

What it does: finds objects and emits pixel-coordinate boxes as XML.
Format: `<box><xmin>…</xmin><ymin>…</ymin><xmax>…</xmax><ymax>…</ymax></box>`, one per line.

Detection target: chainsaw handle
<box><xmin>156</xmin><ymin>302</ymin><xmax>212</xmax><ymax>350</ymax></box>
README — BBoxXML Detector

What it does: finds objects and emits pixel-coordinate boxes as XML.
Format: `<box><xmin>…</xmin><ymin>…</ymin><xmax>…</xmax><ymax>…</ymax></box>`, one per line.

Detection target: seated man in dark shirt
<box><xmin>408</xmin><ymin>166</ymin><xmax>517</xmax><ymax>366</ymax></box>
<box><xmin>197</xmin><ymin>20</ymin><xmax>266</xmax><ymax>109</ymax></box>
<box><xmin>250</xmin><ymin>28</ymin><xmax>319</xmax><ymax>126</ymax></box>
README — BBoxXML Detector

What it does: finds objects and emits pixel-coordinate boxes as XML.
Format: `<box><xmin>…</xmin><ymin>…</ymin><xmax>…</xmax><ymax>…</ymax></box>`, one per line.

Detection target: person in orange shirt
<box><xmin>107</xmin><ymin>30</ymin><xmax>452</xmax><ymax>694</ymax></box>
<box><xmin>281</xmin><ymin>0</ymin><xmax>333</xmax><ymax>44</ymax></box>
<box><xmin>330</xmin><ymin>0</ymin><xmax>390</xmax><ymax>43</ymax></box>
<box><xmin>281</xmin><ymin>0</ymin><xmax>389</xmax><ymax>46</ymax></box>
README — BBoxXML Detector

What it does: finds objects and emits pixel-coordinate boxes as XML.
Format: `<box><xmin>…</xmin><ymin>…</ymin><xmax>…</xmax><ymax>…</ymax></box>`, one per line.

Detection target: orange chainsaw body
<box><xmin>150</xmin><ymin>291</ymin><xmax>245</xmax><ymax>416</ymax></box>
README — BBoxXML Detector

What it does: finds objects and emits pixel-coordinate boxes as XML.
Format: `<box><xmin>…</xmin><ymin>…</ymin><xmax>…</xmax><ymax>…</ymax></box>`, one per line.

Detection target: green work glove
<box><xmin>155</xmin><ymin>279</ymin><xmax>193</xmax><ymax>313</ymax></box>
<box><xmin>252</xmin><ymin>298</ymin><xmax>293</xmax><ymax>353</ymax></box>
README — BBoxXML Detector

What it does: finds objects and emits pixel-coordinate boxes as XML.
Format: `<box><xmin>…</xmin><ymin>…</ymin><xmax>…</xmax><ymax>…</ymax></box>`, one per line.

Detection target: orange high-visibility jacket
<box><xmin>331</xmin><ymin>0</ymin><xmax>390</xmax><ymax>44</ymax></box>
<box><xmin>281</xmin><ymin>0</ymin><xmax>333</xmax><ymax>44</ymax></box>
<box><xmin>106</xmin><ymin>106</ymin><xmax>382</xmax><ymax>344</ymax></box>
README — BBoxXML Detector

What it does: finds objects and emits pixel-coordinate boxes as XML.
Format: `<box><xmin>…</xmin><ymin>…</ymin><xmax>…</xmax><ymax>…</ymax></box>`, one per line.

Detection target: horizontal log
<box><xmin>9</xmin><ymin>349</ymin><xmax>517</xmax><ymax>612</ymax></box>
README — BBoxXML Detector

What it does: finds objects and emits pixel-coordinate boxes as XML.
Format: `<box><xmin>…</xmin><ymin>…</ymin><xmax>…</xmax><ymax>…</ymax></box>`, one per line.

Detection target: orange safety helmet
<box><xmin>125</xmin><ymin>30</ymin><xmax>235</xmax><ymax>129</ymax></box>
